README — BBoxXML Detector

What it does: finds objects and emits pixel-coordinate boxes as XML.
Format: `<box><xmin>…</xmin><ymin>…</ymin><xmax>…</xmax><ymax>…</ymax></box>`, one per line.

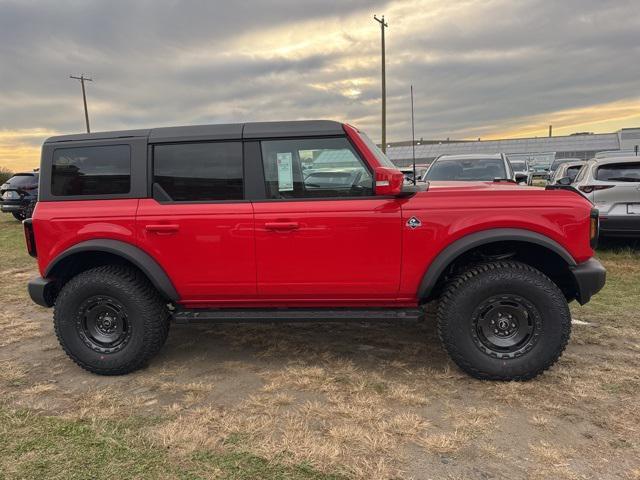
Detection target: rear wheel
<box><xmin>54</xmin><ymin>265</ymin><xmax>170</xmax><ymax>375</ymax></box>
<box><xmin>437</xmin><ymin>261</ymin><xmax>571</xmax><ymax>380</ymax></box>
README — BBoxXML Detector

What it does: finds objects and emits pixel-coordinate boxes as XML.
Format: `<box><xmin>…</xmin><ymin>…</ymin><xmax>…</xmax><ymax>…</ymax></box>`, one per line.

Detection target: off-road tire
<box><xmin>54</xmin><ymin>265</ymin><xmax>170</xmax><ymax>375</ymax></box>
<box><xmin>437</xmin><ymin>261</ymin><xmax>571</xmax><ymax>381</ymax></box>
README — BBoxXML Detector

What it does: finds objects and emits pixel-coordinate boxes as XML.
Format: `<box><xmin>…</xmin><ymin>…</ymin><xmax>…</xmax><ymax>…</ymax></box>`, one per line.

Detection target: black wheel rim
<box><xmin>76</xmin><ymin>295</ymin><xmax>131</xmax><ymax>354</ymax></box>
<box><xmin>471</xmin><ymin>294</ymin><xmax>541</xmax><ymax>359</ymax></box>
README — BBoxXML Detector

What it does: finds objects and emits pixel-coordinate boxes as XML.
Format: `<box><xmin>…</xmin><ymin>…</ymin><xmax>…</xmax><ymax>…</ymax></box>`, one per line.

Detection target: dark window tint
<box><xmin>52</xmin><ymin>145</ymin><xmax>130</xmax><ymax>196</ymax></box>
<box><xmin>426</xmin><ymin>158</ymin><xmax>506</xmax><ymax>181</ymax></box>
<box><xmin>596</xmin><ymin>162</ymin><xmax>640</xmax><ymax>182</ymax></box>
<box><xmin>566</xmin><ymin>165</ymin><xmax>583</xmax><ymax>181</ymax></box>
<box><xmin>260</xmin><ymin>137</ymin><xmax>373</xmax><ymax>199</ymax></box>
<box><xmin>7</xmin><ymin>173</ymin><xmax>38</xmax><ymax>187</ymax></box>
<box><xmin>154</xmin><ymin>142</ymin><xmax>243</xmax><ymax>201</ymax></box>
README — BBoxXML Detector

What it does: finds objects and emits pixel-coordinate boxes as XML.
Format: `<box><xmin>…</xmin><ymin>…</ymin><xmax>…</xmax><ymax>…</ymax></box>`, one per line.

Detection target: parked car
<box><xmin>508</xmin><ymin>158</ymin><xmax>533</xmax><ymax>185</ymax></box>
<box><xmin>420</xmin><ymin>154</ymin><xmax>526</xmax><ymax>183</ymax></box>
<box><xmin>25</xmin><ymin>120</ymin><xmax>605</xmax><ymax>381</ymax></box>
<box><xmin>1</xmin><ymin>171</ymin><xmax>39</xmax><ymax>221</ymax></box>
<box><xmin>548</xmin><ymin>158</ymin><xmax>582</xmax><ymax>181</ymax></box>
<box><xmin>549</xmin><ymin>160</ymin><xmax>586</xmax><ymax>185</ymax></box>
<box><xmin>572</xmin><ymin>156</ymin><xmax>640</xmax><ymax>237</ymax></box>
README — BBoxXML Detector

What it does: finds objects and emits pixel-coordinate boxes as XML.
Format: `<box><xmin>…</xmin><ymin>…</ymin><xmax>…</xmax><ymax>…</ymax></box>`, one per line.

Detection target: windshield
<box><xmin>357</xmin><ymin>132</ymin><xmax>398</xmax><ymax>169</ymax></box>
<box><xmin>425</xmin><ymin>158</ymin><xmax>507</xmax><ymax>181</ymax></box>
<box><xmin>510</xmin><ymin>161</ymin><xmax>526</xmax><ymax>171</ymax></box>
<box><xmin>6</xmin><ymin>173</ymin><xmax>38</xmax><ymax>187</ymax></box>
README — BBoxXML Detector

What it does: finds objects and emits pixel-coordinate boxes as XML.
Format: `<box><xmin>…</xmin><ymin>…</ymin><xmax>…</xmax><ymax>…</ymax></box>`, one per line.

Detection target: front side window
<box><xmin>260</xmin><ymin>137</ymin><xmax>373</xmax><ymax>199</ymax></box>
<box><xmin>52</xmin><ymin>145</ymin><xmax>130</xmax><ymax>196</ymax></box>
<box><xmin>596</xmin><ymin>162</ymin><xmax>640</xmax><ymax>182</ymax></box>
<box><xmin>153</xmin><ymin>142</ymin><xmax>243</xmax><ymax>201</ymax></box>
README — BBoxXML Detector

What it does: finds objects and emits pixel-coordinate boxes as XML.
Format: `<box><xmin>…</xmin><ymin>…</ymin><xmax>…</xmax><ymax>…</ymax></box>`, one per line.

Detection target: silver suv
<box><xmin>573</xmin><ymin>156</ymin><xmax>640</xmax><ymax>237</ymax></box>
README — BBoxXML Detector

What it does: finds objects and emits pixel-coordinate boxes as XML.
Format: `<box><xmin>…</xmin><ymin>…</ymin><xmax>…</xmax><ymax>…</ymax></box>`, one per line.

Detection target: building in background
<box><xmin>386</xmin><ymin>127</ymin><xmax>640</xmax><ymax>168</ymax></box>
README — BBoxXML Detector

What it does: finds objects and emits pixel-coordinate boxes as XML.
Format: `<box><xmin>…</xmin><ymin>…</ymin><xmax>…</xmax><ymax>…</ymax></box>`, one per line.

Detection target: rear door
<box><xmin>137</xmin><ymin>141</ymin><xmax>256</xmax><ymax>304</ymax></box>
<box><xmin>593</xmin><ymin>161</ymin><xmax>640</xmax><ymax>219</ymax></box>
<box><xmin>251</xmin><ymin>136</ymin><xmax>402</xmax><ymax>301</ymax></box>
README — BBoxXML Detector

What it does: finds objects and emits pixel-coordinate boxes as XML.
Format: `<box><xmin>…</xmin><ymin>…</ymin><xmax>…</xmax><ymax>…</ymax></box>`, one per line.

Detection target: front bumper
<box><xmin>1</xmin><ymin>200</ymin><xmax>25</xmax><ymax>212</ymax></box>
<box><xmin>600</xmin><ymin>216</ymin><xmax>640</xmax><ymax>237</ymax></box>
<box><xmin>28</xmin><ymin>276</ymin><xmax>57</xmax><ymax>307</ymax></box>
<box><xmin>569</xmin><ymin>258</ymin><xmax>606</xmax><ymax>305</ymax></box>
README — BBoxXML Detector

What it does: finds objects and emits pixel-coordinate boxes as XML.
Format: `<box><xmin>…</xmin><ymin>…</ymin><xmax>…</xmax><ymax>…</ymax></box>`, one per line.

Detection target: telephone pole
<box><xmin>373</xmin><ymin>14</ymin><xmax>388</xmax><ymax>152</ymax></box>
<box><xmin>70</xmin><ymin>74</ymin><xmax>93</xmax><ymax>133</ymax></box>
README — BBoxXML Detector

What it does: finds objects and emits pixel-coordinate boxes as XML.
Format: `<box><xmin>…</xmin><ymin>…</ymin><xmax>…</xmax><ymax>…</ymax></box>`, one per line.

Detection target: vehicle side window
<box><xmin>596</xmin><ymin>162</ymin><xmax>640</xmax><ymax>182</ymax></box>
<box><xmin>153</xmin><ymin>142</ymin><xmax>243</xmax><ymax>201</ymax></box>
<box><xmin>52</xmin><ymin>145</ymin><xmax>130</xmax><ymax>196</ymax></box>
<box><xmin>260</xmin><ymin>137</ymin><xmax>373</xmax><ymax>199</ymax></box>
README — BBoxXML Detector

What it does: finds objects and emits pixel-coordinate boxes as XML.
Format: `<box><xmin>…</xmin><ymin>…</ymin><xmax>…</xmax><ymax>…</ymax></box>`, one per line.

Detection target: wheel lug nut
<box><xmin>494</xmin><ymin>329</ymin><xmax>498</xmax><ymax>334</ymax></box>
<box><xmin>511</xmin><ymin>323</ymin><xmax>516</xmax><ymax>328</ymax></box>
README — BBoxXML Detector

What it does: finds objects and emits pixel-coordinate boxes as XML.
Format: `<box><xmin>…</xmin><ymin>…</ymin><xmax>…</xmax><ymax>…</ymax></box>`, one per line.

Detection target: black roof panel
<box><xmin>243</xmin><ymin>120</ymin><xmax>344</xmax><ymax>139</ymax></box>
<box><xmin>44</xmin><ymin>120</ymin><xmax>344</xmax><ymax>144</ymax></box>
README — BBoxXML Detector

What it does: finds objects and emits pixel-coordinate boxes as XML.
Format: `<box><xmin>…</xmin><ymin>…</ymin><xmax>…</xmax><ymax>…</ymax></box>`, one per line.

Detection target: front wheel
<box><xmin>437</xmin><ymin>261</ymin><xmax>571</xmax><ymax>381</ymax></box>
<box><xmin>54</xmin><ymin>265</ymin><xmax>170</xmax><ymax>375</ymax></box>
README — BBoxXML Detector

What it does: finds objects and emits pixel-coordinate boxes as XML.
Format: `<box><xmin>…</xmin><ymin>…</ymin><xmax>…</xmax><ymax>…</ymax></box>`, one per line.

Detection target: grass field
<box><xmin>0</xmin><ymin>214</ymin><xmax>638</xmax><ymax>479</ymax></box>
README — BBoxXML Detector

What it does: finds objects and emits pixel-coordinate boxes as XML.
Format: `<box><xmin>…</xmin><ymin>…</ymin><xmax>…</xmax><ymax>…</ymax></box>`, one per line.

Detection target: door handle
<box><xmin>265</xmin><ymin>222</ymin><xmax>299</xmax><ymax>231</ymax></box>
<box><xmin>145</xmin><ymin>224</ymin><xmax>179</xmax><ymax>234</ymax></box>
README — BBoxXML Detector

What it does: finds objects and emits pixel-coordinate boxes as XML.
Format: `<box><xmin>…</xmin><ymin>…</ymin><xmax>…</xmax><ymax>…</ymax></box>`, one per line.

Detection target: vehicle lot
<box><xmin>0</xmin><ymin>215</ymin><xmax>638</xmax><ymax>479</ymax></box>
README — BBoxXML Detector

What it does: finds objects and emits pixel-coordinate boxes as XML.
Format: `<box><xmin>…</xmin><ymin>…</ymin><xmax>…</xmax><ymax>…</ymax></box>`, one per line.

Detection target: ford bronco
<box><xmin>25</xmin><ymin>120</ymin><xmax>606</xmax><ymax>380</ymax></box>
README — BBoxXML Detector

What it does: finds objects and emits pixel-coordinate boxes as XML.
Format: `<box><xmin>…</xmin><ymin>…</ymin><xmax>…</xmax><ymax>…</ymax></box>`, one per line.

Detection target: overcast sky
<box><xmin>1</xmin><ymin>0</ymin><xmax>639</xmax><ymax>170</ymax></box>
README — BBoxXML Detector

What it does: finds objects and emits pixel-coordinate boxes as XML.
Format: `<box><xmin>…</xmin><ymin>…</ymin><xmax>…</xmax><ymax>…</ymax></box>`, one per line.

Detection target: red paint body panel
<box><xmin>33</xmin><ymin>199</ymin><xmax>139</xmax><ymax>277</ymax></box>
<box><xmin>31</xmin><ymin>123</ymin><xmax>597</xmax><ymax>309</ymax></box>
<box><xmin>136</xmin><ymin>199</ymin><xmax>256</xmax><ymax>301</ymax></box>
<box><xmin>398</xmin><ymin>182</ymin><xmax>594</xmax><ymax>297</ymax></box>
<box><xmin>253</xmin><ymin>198</ymin><xmax>403</xmax><ymax>300</ymax></box>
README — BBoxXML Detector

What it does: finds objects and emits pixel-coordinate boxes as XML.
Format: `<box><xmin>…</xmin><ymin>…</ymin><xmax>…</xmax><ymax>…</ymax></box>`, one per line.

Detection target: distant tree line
<box><xmin>0</xmin><ymin>167</ymin><xmax>14</xmax><ymax>184</ymax></box>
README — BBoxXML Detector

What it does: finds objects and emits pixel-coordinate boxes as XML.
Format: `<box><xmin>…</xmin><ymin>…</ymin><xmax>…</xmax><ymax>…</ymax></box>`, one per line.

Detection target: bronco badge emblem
<box><xmin>406</xmin><ymin>217</ymin><xmax>422</xmax><ymax>229</ymax></box>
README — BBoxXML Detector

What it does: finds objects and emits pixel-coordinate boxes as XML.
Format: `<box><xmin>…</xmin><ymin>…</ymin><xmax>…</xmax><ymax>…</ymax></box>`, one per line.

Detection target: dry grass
<box><xmin>0</xmin><ymin>215</ymin><xmax>639</xmax><ymax>478</ymax></box>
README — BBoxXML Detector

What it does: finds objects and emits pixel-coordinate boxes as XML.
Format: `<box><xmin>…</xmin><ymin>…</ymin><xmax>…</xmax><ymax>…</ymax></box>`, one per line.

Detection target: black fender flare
<box><xmin>417</xmin><ymin>228</ymin><xmax>576</xmax><ymax>300</ymax></box>
<box><xmin>45</xmin><ymin>239</ymin><xmax>179</xmax><ymax>301</ymax></box>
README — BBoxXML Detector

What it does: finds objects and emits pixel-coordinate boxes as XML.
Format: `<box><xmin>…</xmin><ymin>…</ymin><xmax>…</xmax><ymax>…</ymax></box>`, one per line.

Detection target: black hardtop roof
<box><xmin>44</xmin><ymin>120</ymin><xmax>345</xmax><ymax>144</ymax></box>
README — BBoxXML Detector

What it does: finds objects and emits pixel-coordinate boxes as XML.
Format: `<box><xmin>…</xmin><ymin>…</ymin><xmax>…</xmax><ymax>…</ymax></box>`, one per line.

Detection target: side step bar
<box><xmin>172</xmin><ymin>308</ymin><xmax>425</xmax><ymax>324</ymax></box>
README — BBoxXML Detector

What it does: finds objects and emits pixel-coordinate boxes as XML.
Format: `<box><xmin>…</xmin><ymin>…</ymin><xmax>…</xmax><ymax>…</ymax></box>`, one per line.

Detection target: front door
<box><xmin>252</xmin><ymin>137</ymin><xmax>402</xmax><ymax>301</ymax></box>
<box><xmin>137</xmin><ymin>141</ymin><xmax>256</xmax><ymax>304</ymax></box>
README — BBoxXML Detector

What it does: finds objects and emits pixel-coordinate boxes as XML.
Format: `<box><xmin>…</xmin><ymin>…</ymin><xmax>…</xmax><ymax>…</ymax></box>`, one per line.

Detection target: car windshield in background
<box><xmin>6</xmin><ymin>173</ymin><xmax>37</xmax><ymax>187</ymax></box>
<box><xmin>425</xmin><ymin>158</ymin><xmax>506</xmax><ymax>181</ymax></box>
<box><xmin>510</xmin><ymin>161</ymin><xmax>526</xmax><ymax>171</ymax></box>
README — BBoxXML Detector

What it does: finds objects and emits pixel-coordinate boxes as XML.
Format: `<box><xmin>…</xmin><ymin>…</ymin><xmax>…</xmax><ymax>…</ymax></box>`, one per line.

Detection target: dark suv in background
<box><xmin>1</xmin><ymin>171</ymin><xmax>39</xmax><ymax>221</ymax></box>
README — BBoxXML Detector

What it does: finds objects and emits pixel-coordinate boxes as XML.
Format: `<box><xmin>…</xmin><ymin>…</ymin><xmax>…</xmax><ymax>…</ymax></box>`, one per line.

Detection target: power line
<box><xmin>70</xmin><ymin>74</ymin><xmax>93</xmax><ymax>133</ymax></box>
<box><xmin>373</xmin><ymin>14</ymin><xmax>388</xmax><ymax>152</ymax></box>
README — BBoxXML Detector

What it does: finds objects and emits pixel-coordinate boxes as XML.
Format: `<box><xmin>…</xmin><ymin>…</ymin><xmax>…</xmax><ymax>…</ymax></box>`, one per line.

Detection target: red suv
<box><xmin>25</xmin><ymin>121</ymin><xmax>605</xmax><ymax>380</ymax></box>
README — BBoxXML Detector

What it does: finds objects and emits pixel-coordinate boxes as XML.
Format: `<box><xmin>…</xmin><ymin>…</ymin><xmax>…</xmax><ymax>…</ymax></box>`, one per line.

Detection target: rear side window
<box><xmin>596</xmin><ymin>162</ymin><xmax>640</xmax><ymax>182</ymax></box>
<box><xmin>153</xmin><ymin>142</ymin><xmax>243</xmax><ymax>201</ymax></box>
<box><xmin>52</xmin><ymin>145</ymin><xmax>130</xmax><ymax>196</ymax></box>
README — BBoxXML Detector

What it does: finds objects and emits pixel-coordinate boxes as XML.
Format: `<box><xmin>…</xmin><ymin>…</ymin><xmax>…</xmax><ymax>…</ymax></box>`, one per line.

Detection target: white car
<box><xmin>573</xmin><ymin>156</ymin><xmax>640</xmax><ymax>237</ymax></box>
<box><xmin>421</xmin><ymin>154</ymin><xmax>525</xmax><ymax>183</ymax></box>
<box><xmin>549</xmin><ymin>160</ymin><xmax>586</xmax><ymax>185</ymax></box>
<box><xmin>508</xmin><ymin>158</ymin><xmax>533</xmax><ymax>185</ymax></box>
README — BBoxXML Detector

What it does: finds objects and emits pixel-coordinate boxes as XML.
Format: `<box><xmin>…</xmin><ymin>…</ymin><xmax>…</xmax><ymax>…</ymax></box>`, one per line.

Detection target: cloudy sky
<box><xmin>1</xmin><ymin>0</ymin><xmax>639</xmax><ymax>170</ymax></box>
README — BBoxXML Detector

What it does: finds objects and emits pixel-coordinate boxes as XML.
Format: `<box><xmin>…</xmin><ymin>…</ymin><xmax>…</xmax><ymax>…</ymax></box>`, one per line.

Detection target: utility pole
<box><xmin>410</xmin><ymin>85</ymin><xmax>416</xmax><ymax>185</ymax></box>
<box><xmin>373</xmin><ymin>14</ymin><xmax>388</xmax><ymax>152</ymax></box>
<box><xmin>70</xmin><ymin>74</ymin><xmax>93</xmax><ymax>133</ymax></box>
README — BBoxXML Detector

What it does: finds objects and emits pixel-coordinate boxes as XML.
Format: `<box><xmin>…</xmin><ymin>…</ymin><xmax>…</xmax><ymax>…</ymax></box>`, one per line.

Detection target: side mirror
<box><xmin>374</xmin><ymin>167</ymin><xmax>405</xmax><ymax>196</ymax></box>
<box><xmin>515</xmin><ymin>173</ymin><xmax>528</xmax><ymax>184</ymax></box>
<box><xmin>557</xmin><ymin>176</ymin><xmax>572</xmax><ymax>186</ymax></box>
